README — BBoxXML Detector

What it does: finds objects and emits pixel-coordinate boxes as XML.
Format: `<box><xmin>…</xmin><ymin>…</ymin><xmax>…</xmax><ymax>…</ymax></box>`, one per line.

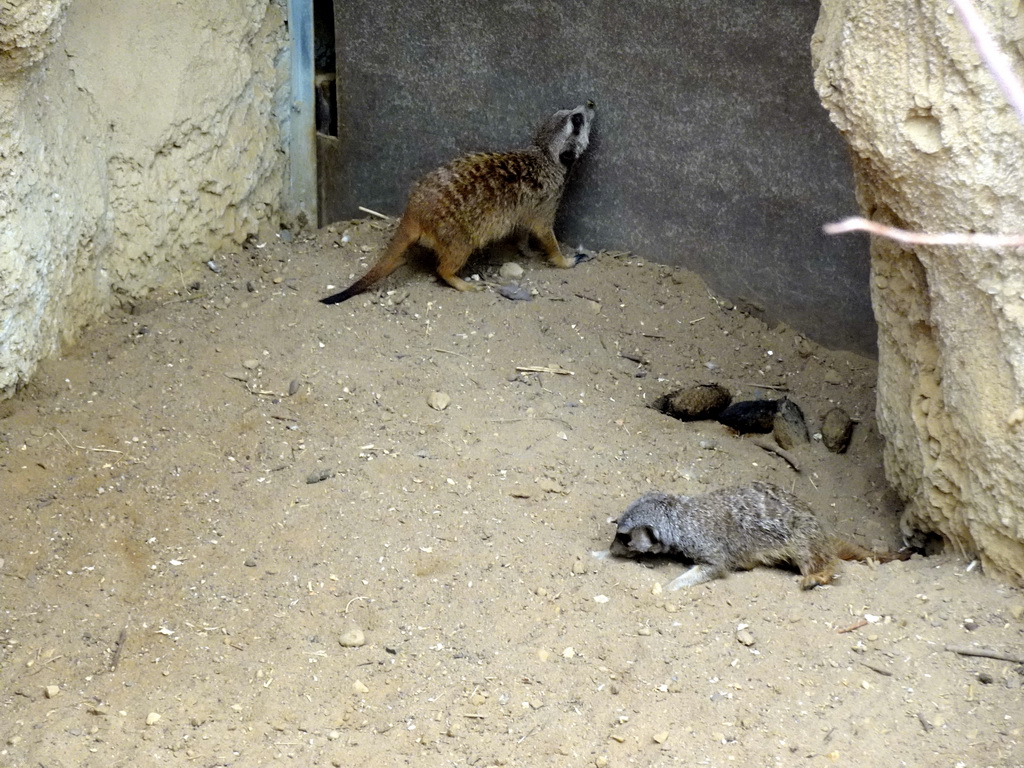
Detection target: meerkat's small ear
<box><xmin>629</xmin><ymin>526</ymin><xmax>662</xmax><ymax>554</ymax></box>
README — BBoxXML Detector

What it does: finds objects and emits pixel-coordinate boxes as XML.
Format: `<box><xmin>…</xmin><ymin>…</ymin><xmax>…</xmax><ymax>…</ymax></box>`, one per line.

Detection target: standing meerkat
<box><xmin>597</xmin><ymin>482</ymin><xmax>910</xmax><ymax>590</ymax></box>
<box><xmin>320</xmin><ymin>101</ymin><xmax>596</xmax><ymax>305</ymax></box>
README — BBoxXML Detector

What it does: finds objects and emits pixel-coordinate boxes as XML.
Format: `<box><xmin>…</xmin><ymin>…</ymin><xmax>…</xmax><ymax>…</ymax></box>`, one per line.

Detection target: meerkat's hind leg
<box><xmin>439</xmin><ymin>272</ymin><xmax>486</xmax><ymax>292</ymax></box>
<box><xmin>530</xmin><ymin>224</ymin><xmax>576</xmax><ymax>269</ymax></box>
<box><xmin>666</xmin><ymin>564</ymin><xmax>723</xmax><ymax>591</ymax></box>
<box><xmin>435</xmin><ymin>245</ymin><xmax>484</xmax><ymax>292</ymax></box>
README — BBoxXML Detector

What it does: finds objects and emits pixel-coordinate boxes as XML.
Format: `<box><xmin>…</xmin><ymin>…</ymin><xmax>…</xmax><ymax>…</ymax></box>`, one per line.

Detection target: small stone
<box><xmin>823</xmin><ymin>366</ymin><xmax>844</xmax><ymax>385</ymax></box>
<box><xmin>595</xmin><ymin>757</ymin><xmax>609</xmax><ymax>768</ymax></box>
<box><xmin>795</xmin><ymin>336</ymin><xmax>815</xmax><ymax>357</ymax></box>
<box><xmin>339</xmin><ymin>629</ymin><xmax>366</xmax><ymax>648</ymax></box>
<box><xmin>44</xmin><ymin>685</ymin><xmax>59</xmax><ymax>699</ymax></box>
<box><xmin>427</xmin><ymin>391</ymin><xmax>451</xmax><ymax>411</ymax></box>
<box><xmin>1009</xmin><ymin>605</ymin><xmax>1024</xmax><ymax>621</ymax></box>
<box><xmin>773</xmin><ymin>397</ymin><xmax>810</xmax><ymax>449</ymax></box>
<box><xmin>821</xmin><ymin>407</ymin><xmax>855</xmax><ymax>453</ymax></box>
<box><xmin>538</xmin><ymin>477</ymin><xmax>566</xmax><ymax>494</ymax></box>
<box><xmin>562</xmin><ymin>647</ymin><xmax>576</xmax><ymax>659</ymax></box>
<box><xmin>469</xmin><ymin>693</ymin><xmax>486</xmax><ymax>706</ymax></box>
<box><xmin>352</xmin><ymin>679</ymin><xmax>369</xmax><ymax>694</ymax></box>
<box><xmin>978</xmin><ymin>672</ymin><xmax>994</xmax><ymax>685</ymax></box>
<box><xmin>572</xmin><ymin>559</ymin><xmax>587</xmax><ymax>575</ymax></box>
<box><xmin>288</xmin><ymin>379</ymin><xmax>302</xmax><ymax>396</ymax></box>
<box><xmin>653</xmin><ymin>731</ymin><xmax>670</xmax><ymax>744</ymax></box>
<box><xmin>146</xmin><ymin>712</ymin><xmax>161</xmax><ymax>726</ymax></box>
<box><xmin>736</xmin><ymin>629</ymin><xmax>756</xmax><ymax>647</ymax></box>
<box><xmin>306</xmin><ymin>468</ymin><xmax>335</xmax><ymax>484</ymax></box>
<box><xmin>244</xmin><ymin>558</ymin><xmax>257</xmax><ymax>568</ymax></box>
<box><xmin>963</xmin><ymin>619</ymin><xmax>979</xmax><ymax>631</ymax></box>
<box><xmin>446</xmin><ymin>721</ymin><xmax>464</xmax><ymax>738</ymax></box>
<box><xmin>242</xmin><ymin>359</ymin><xmax>260</xmax><ymax>370</ymax></box>
<box><xmin>499</xmin><ymin>262</ymin><xmax>524</xmax><ymax>279</ymax></box>
<box><xmin>498</xmin><ymin>284</ymin><xmax>533</xmax><ymax>301</ymax></box>
<box><xmin>328</xmin><ymin>730</ymin><xmax>341</xmax><ymax>740</ymax></box>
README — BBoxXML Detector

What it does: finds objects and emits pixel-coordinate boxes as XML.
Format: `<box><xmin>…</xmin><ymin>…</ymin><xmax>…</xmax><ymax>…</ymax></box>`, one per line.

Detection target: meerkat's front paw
<box><xmin>666</xmin><ymin>564</ymin><xmax>717</xmax><ymax>591</ymax></box>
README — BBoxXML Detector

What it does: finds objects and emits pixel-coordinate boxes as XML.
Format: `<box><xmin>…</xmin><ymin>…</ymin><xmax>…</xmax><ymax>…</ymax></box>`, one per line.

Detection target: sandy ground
<box><xmin>1</xmin><ymin>220</ymin><xmax>1023</xmax><ymax>768</ymax></box>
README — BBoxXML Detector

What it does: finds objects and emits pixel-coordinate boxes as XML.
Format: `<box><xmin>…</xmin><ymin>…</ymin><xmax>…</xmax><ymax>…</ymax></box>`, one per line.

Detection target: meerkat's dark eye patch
<box><xmin>571</xmin><ymin>112</ymin><xmax>585</xmax><ymax>133</ymax></box>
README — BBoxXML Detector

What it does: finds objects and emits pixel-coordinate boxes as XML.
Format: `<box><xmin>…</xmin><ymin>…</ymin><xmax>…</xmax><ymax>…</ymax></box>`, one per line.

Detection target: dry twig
<box><xmin>946</xmin><ymin>644</ymin><xmax>1024</xmax><ymax>664</ymax></box>
<box><xmin>515</xmin><ymin>365</ymin><xmax>575</xmax><ymax>376</ymax></box>
<box><xmin>836</xmin><ymin>619</ymin><xmax>868</xmax><ymax>634</ymax></box>
<box><xmin>357</xmin><ymin>206</ymin><xmax>393</xmax><ymax>221</ymax></box>
<box><xmin>750</xmin><ymin>437</ymin><xmax>801</xmax><ymax>472</ymax></box>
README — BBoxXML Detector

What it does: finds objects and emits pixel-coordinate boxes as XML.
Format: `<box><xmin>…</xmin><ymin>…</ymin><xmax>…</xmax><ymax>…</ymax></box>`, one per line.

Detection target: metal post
<box><xmin>286</xmin><ymin>0</ymin><xmax>317</xmax><ymax>228</ymax></box>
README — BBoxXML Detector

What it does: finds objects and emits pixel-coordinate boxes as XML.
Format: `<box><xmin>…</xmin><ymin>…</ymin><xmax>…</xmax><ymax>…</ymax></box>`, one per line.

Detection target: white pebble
<box><xmin>339</xmin><ymin>628</ymin><xmax>366</xmax><ymax>648</ymax></box>
<box><xmin>736</xmin><ymin>629</ymin><xmax>756</xmax><ymax>647</ymax></box>
<box><xmin>499</xmin><ymin>262</ymin><xmax>524</xmax><ymax>279</ymax></box>
<box><xmin>427</xmin><ymin>391</ymin><xmax>451</xmax><ymax>411</ymax></box>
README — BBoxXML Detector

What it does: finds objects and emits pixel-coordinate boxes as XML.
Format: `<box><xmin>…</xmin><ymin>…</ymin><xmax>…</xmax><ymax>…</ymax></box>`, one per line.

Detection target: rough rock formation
<box><xmin>0</xmin><ymin>0</ymin><xmax>287</xmax><ymax>396</ymax></box>
<box><xmin>813</xmin><ymin>1</ymin><xmax>1024</xmax><ymax>583</ymax></box>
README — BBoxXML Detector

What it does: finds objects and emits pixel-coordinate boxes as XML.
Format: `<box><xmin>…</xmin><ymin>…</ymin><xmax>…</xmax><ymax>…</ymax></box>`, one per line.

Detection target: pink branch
<box><xmin>823</xmin><ymin>216</ymin><xmax>1024</xmax><ymax>247</ymax></box>
<box><xmin>949</xmin><ymin>0</ymin><xmax>1024</xmax><ymax>124</ymax></box>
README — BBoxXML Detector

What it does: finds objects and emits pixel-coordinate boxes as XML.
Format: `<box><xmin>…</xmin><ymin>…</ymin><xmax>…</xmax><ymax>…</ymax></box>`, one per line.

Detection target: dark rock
<box><xmin>653</xmin><ymin>383</ymin><xmax>732</xmax><ymax>421</ymax></box>
<box><xmin>821</xmin><ymin>407</ymin><xmax>855</xmax><ymax>453</ymax></box>
<box><xmin>773</xmin><ymin>397</ymin><xmax>810</xmax><ymax>449</ymax></box>
<box><xmin>717</xmin><ymin>399</ymin><xmax>779</xmax><ymax>433</ymax></box>
<box><xmin>498</xmin><ymin>284</ymin><xmax>533</xmax><ymax>301</ymax></box>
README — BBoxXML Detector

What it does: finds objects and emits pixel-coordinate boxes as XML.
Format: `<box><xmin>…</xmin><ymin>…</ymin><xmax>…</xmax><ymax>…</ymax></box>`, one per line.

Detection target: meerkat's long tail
<box><xmin>320</xmin><ymin>218</ymin><xmax>418</xmax><ymax>305</ymax></box>
<box><xmin>833</xmin><ymin>538</ymin><xmax>912</xmax><ymax>564</ymax></box>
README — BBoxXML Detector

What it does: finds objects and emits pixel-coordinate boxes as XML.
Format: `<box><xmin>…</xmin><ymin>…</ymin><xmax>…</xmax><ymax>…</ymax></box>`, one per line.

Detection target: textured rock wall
<box><xmin>0</xmin><ymin>0</ymin><xmax>287</xmax><ymax>396</ymax></box>
<box><xmin>813</xmin><ymin>1</ymin><xmax>1024</xmax><ymax>583</ymax></box>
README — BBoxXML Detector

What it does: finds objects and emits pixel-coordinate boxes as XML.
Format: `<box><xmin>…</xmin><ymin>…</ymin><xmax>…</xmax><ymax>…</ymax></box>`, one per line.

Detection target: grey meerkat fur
<box><xmin>320</xmin><ymin>101</ymin><xmax>596</xmax><ymax>305</ymax></box>
<box><xmin>593</xmin><ymin>481</ymin><xmax>910</xmax><ymax>590</ymax></box>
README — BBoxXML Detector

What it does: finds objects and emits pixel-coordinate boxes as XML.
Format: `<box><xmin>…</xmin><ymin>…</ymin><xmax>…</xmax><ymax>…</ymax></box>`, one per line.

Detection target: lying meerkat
<box><xmin>320</xmin><ymin>101</ymin><xmax>596</xmax><ymax>305</ymax></box>
<box><xmin>595</xmin><ymin>481</ymin><xmax>910</xmax><ymax>590</ymax></box>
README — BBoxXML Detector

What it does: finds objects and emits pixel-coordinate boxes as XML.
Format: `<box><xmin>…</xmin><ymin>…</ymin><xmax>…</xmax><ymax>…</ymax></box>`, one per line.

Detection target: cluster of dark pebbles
<box><xmin>652</xmin><ymin>383</ymin><xmax>854</xmax><ymax>453</ymax></box>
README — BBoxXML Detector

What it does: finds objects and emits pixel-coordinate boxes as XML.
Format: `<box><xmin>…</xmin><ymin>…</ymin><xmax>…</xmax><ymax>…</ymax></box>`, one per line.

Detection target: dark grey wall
<box><xmin>319</xmin><ymin>1</ymin><xmax>873</xmax><ymax>353</ymax></box>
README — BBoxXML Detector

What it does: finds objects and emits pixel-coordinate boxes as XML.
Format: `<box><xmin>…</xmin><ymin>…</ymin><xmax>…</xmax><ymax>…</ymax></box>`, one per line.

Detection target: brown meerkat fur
<box><xmin>320</xmin><ymin>101</ymin><xmax>596</xmax><ymax>305</ymax></box>
<box><xmin>597</xmin><ymin>481</ymin><xmax>909</xmax><ymax>590</ymax></box>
